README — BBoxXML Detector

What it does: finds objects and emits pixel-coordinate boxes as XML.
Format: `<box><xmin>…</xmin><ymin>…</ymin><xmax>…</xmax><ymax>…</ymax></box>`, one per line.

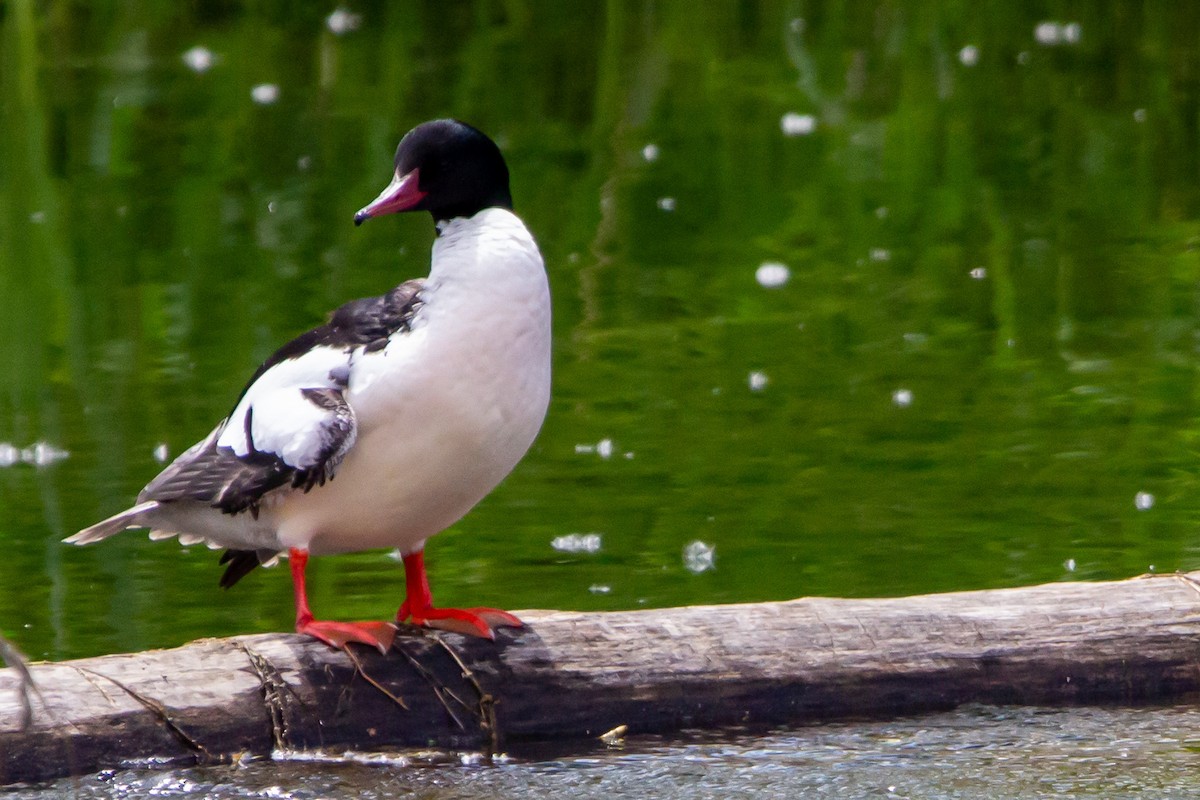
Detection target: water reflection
<box><xmin>0</xmin><ymin>2</ymin><xmax>1197</xmax><ymax>664</ymax></box>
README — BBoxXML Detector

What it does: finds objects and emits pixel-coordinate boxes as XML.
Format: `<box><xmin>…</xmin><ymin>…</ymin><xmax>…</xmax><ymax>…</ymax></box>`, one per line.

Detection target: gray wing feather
<box><xmin>67</xmin><ymin>279</ymin><xmax>420</xmax><ymax>546</ymax></box>
<box><xmin>140</xmin><ymin>388</ymin><xmax>356</xmax><ymax>516</ymax></box>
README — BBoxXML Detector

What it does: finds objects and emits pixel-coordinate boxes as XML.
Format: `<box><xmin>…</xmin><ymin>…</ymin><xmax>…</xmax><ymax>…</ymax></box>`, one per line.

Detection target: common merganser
<box><xmin>65</xmin><ymin>119</ymin><xmax>552</xmax><ymax>652</ymax></box>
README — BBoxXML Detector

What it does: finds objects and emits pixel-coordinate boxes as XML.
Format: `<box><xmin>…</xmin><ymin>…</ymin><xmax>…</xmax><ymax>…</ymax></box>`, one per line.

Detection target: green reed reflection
<box><xmin>1</xmin><ymin>2</ymin><xmax>1199</xmax><ymax>659</ymax></box>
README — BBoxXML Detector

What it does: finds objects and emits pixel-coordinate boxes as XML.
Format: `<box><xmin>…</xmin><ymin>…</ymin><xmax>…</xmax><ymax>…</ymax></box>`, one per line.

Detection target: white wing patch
<box><xmin>217</xmin><ymin>345</ymin><xmax>353</xmax><ymax>466</ymax></box>
<box><xmin>246</xmin><ymin>387</ymin><xmax>356</xmax><ymax>469</ymax></box>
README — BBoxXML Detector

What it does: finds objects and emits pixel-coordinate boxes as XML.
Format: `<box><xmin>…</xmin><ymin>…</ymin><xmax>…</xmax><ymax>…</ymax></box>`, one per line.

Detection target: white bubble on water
<box><xmin>1135</xmin><ymin>491</ymin><xmax>1155</xmax><ymax>511</ymax></box>
<box><xmin>1133</xmin><ymin>108</ymin><xmax>1147</xmax><ymax>123</ymax></box>
<box><xmin>755</xmin><ymin>262</ymin><xmax>791</xmax><ymax>288</ymax></box>
<box><xmin>1064</xmin><ymin>558</ymin><xmax>1076</xmax><ymax>572</ymax></box>
<box><xmin>1034</xmin><ymin>21</ymin><xmax>1060</xmax><ymax>45</ymax></box>
<box><xmin>1035</xmin><ymin>21</ymin><xmax>1081</xmax><ymax>46</ymax></box>
<box><xmin>181</xmin><ymin>45</ymin><xmax>215</xmax><ymax>74</ymax></box>
<box><xmin>22</xmin><ymin>442</ymin><xmax>69</xmax><ymax>466</ymax></box>
<box><xmin>780</xmin><ymin>112</ymin><xmax>816</xmax><ymax>136</ymax></box>
<box><xmin>870</xmin><ymin>248</ymin><xmax>891</xmax><ymax>262</ymax></box>
<box><xmin>589</xmin><ymin>584</ymin><xmax>612</xmax><ymax>594</ymax></box>
<box><xmin>326</xmin><ymin>7</ymin><xmax>362</xmax><ymax>35</ymax></box>
<box><xmin>892</xmin><ymin>388</ymin><xmax>913</xmax><ymax>408</ymax></box>
<box><xmin>575</xmin><ymin>439</ymin><xmax>615</xmax><ymax>458</ymax></box>
<box><xmin>683</xmin><ymin>540</ymin><xmax>716</xmax><ymax>574</ymax></box>
<box><xmin>642</xmin><ymin>143</ymin><xmax>660</xmax><ymax>162</ymax></box>
<box><xmin>958</xmin><ymin>45</ymin><xmax>979</xmax><ymax>66</ymax></box>
<box><xmin>251</xmin><ymin>83</ymin><xmax>280</xmax><ymax>105</ymax></box>
<box><xmin>656</xmin><ymin>197</ymin><xmax>676</xmax><ymax>212</ymax></box>
<box><xmin>970</xmin><ymin>267</ymin><xmax>987</xmax><ymax>279</ymax></box>
<box><xmin>551</xmin><ymin>533</ymin><xmax>603</xmax><ymax>554</ymax></box>
<box><xmin>748</xmin><ymin>371</ymin><xmax>769</xmax><ymax>392</ymax></box>
<box><xmin>153</xmin><ymin>443</ymin><xmax>170</xmax><ymax>463</ymax></box>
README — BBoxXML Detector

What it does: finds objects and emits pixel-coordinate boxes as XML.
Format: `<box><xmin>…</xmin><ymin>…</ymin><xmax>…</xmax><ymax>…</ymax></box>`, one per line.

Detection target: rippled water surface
<box><xmin>5</xmin><ymin>0</ymin><xmax>1200</xmax><ymax>796</ymax></box>
<box><xmin>14</xmin><ymin>705</ymin><xmax>1200</xmax><ymax>799</ymax></box>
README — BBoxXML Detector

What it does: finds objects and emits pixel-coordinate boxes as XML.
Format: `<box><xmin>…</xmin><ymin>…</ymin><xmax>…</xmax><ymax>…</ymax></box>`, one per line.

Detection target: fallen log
<box><xmin>4</xmin><ymin>571</ymin><xmax>1200</xmax><ymax>784</ymax></box>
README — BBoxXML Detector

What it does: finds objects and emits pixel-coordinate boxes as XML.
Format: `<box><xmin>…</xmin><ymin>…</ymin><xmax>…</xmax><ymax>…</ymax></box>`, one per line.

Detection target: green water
<box><xmin>6</xmin><ymin>1</ymin><xmax>1200</xmax><ymax>796</ymax></box>
<box><xmin>4</xmin><ymin>2</ymin><xmax>1200</xmax><ymax>663</ymax></box>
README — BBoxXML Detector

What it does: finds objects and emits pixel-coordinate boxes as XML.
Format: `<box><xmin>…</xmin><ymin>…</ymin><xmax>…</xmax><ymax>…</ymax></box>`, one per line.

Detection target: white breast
<box><xmin>275</xmin><ymin>208</ymin><xmax>551</xmax><ymax>555</ymax></box>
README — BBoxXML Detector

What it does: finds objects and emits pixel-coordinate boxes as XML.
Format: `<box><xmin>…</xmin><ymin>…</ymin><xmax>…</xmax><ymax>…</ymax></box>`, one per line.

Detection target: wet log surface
<box><xmin>4</xmin><ymin>572</ymin><xmax>1200</xmax><ymax>784</ymax></box>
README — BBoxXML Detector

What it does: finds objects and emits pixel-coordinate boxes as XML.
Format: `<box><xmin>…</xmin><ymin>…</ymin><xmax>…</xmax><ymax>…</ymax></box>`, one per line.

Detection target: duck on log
<box><xmin>3</xmin><ymin>572</ymin><xmax>1200</xmax><ymax>785</ymax></box>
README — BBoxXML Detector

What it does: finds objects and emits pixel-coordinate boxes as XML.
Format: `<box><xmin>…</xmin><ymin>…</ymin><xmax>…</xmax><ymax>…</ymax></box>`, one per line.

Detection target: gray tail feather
<box><xmin>63</xmin><ymin>501</ymin><xmax>160</xmax><ymax>545</ymax></box>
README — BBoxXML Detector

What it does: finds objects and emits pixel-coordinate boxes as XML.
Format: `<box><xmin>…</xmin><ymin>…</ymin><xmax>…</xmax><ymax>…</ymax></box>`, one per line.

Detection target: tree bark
<box><xmin>4</xmin><ymin>572</ymin><xmax>1200</xmax><ymax>784</ymax></box>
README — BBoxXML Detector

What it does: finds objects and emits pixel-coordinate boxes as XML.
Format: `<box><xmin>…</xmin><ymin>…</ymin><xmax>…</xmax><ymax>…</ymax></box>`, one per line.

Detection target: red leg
<box><xmin>395</xmin><ymin>550</ymin><xmax>523</xmax><ymax>639</ymax></box>
<box><xmin>290</xmin><ymin>548</ymin><xmax>395</xmax><ymax>653</ymax></box>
